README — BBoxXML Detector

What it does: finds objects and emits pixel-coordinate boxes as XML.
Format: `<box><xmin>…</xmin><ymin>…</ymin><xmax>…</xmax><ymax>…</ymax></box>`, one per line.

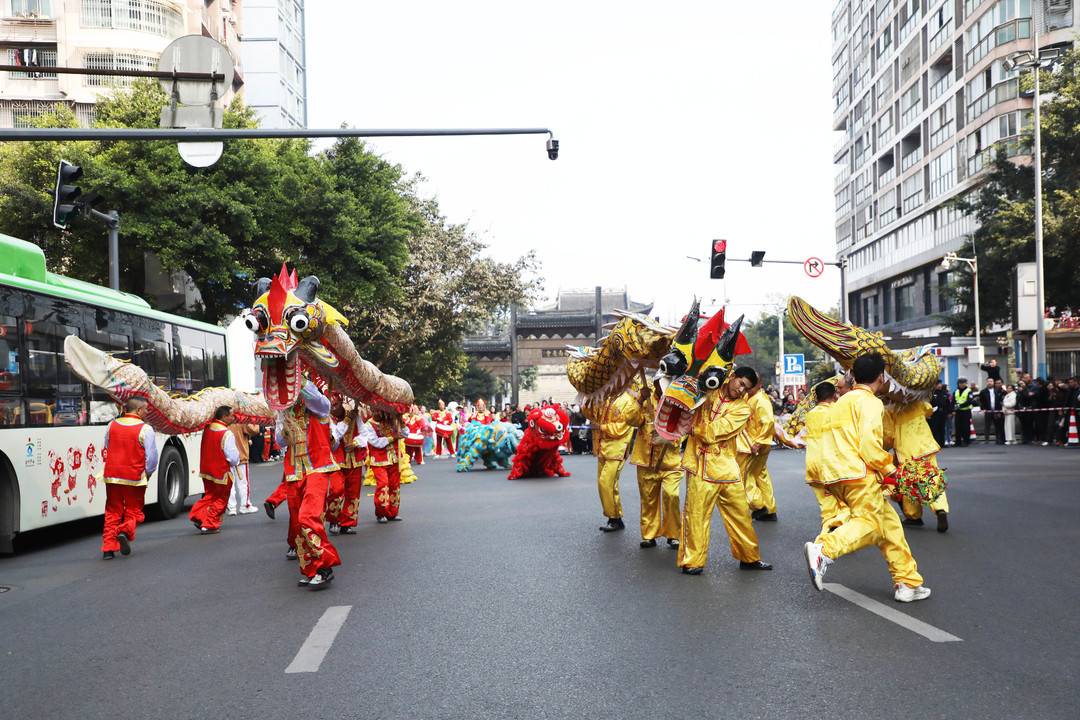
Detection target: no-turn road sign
<box><xmin>804</xmin><ymin>257</ymin><xmax>824</xmax><ymax>278</ymax></box>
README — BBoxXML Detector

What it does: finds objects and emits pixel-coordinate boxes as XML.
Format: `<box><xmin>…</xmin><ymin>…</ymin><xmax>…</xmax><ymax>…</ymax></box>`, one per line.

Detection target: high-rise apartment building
<box><xmin>0</xmin><ymin>0</ymin><xmax>243</xmax><ymax>128</ymax></box>
<box><xmin>239</xmin><ymin>0</ymin><xmax>305</xmax><ymax>128</ymax></box>
<box><xmin>831</xmin><ymin>0</ymin><xmax>1077</xmax><ymax>374</ymax></box>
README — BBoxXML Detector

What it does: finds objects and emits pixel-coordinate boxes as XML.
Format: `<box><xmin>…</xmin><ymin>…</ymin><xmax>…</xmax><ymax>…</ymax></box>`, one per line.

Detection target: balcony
<box><xmin>898</xmin><ymin>10</ymin><xmax>921</xmax><ymax>43</ymax></box>
<box><xmin>0</xmin><ymin>15</ymin><xmax>55</xmax><ymax>44</ymax></box>
<box><xmin>965</xmin><ymin>17</ymin><xmax>1033</xmax><ymax>68</ymax></box>
<box><xmin>928</xmin><ymin>15</ymin><xmax>954</xmax><ymax>54</ymax></box>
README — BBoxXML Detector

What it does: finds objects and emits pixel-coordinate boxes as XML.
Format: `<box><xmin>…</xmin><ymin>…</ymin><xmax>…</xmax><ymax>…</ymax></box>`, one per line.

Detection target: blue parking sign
<box><xmin>783</xmin><ymin>354</ymin><xmax>805</xmax><ymax>374</ymax></box>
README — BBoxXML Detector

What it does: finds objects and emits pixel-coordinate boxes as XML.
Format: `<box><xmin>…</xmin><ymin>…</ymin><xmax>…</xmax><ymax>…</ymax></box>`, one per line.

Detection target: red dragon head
<box><xmin>527</xmin><ymin>405</ymin><xmax>569</xmax><ymax>448</ymax></box>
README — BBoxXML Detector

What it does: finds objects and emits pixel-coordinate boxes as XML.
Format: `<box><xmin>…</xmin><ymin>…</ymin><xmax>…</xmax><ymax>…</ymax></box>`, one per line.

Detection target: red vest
<box><xmin>200</xmin><ymin>421</ymin><xmax>232</xmax><ymax>484</ymax></box>
<box><xmin>366</xmin><ymin>420</ymin><xmax>397</xmax><ymax>466</ymax></box>
<box><xmin>339</xmin><ymin>418</ymin><xmax>366</xmax><ymax>468</ymax></box>
<box><xmin>103</xmin><ymin>414</ymin><xmax>147</xmax><ymax>486</ymax></box>
<box><xmin>331</xmin><ymin>421</ymin><xmax>346</xmax><ymax>466</ymax></box>
<box><xmin>282</xmin><ymin>404</ymin><xmax>340</xmax><ymax>478</ymax></box>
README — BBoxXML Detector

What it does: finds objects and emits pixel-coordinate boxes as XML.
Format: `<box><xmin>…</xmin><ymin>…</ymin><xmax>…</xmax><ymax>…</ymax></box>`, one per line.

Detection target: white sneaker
<box><xmin>894</xmin><ymin>583</ymin><xmax>932</xmax><ymax>602</ymax></box>
<box><xmin>227</xmin><ymin>509</ymin><xmax>237</xmax><ymax>516</ymax></box>
<box><xmin>804</xmin><ymin>542</ymin><xmax>831</xmax><ymax>591</ymax></box>
<box><xmin>239</xmin><ymin>506</ymin><xmax>258</xmax><ymax>514</ymax></box>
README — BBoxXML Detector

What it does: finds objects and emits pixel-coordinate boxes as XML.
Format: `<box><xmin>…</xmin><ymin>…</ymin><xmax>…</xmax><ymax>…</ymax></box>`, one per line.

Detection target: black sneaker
<box><xmin>102</xmin><ymin>551</ymin><xmax>115</xmax><ymax>560</ymax></box>
<box><xmin>640</xmin><ymin>539</ymin><xmax>657</xmax><ymax>548</ymax></box>
<box><xmin>751</xmin><ymin>507</ymin><xmax>767</xmax><ymax>520</ymax></box>
<box><xmin>681</xmin><ymin>566</ymin><xmax>703</xmax><ymax>575</ymax></box>
<box><xmin>308</xmin><ymin>568</ymin><xmax>334</xmax><ymax>590</ymax></box>
<box><xmin>599</xmin><ymin>517</ymin><xmax>625</xmax><ymax>533</ymax></box>
<box><xmin>297</xmin><ymin>575</ymin><xmax>312</xmax><ymax>587</ymax></box>
<box><xmin>117</xmin><ymin>533</ymin><xmax>131</xmax><ymax>556</ymax></box>
<box><xmin>739</xmin><ymin>560</ymin><xmax>773</xmax><ymax>571</ymax></box>
<box><xmin>388</xmin><ymin>516</ymin><xmax>403</xmax><ymax>522</ymax></box>
<box><xmin>340</xmin><ymin>526</ymin><xmax>357</xmax><ymax>535</ymax></box>
<box><xmin>285</xmin><ymin>547</ymin><xmax>298</xmax><ymax>561</ymax></box>
<box><xmin>328</xmin><ymin>524</ymin><xmax>341</xmax><ymax>535</ymax></box>
<box><xmin>377</xmin><ymin>517</ymin><xmax>388</xmax><ymax>524</ymax></box>
<box><xmin>667</xmin><ymin>538</ymin><xmax>680</xmax><ymax>548</ymax></box>
<box><xmin>936</xmin><ymin>510</ymin><xmax>949</xmax><ymax>533</ymax></box>
<box><xmin>754</xmin><ymin>512</ymin><xmax>778</xmax><ymax>522</ymax></box>
<box><xmin>903</xmin><ymin>517</ymin><xmax>924</xmax><ymax>527</ymax></box>
<box><xmin>263</xmin><ymin>501</ymin><xmax>275</xmax><ymax>520</ymax></box>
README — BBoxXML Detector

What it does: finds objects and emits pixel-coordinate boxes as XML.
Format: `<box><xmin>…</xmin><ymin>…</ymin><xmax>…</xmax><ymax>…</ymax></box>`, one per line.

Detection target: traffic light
<box><xmin>710</xmin><ymin>239</ymin><xmax>727</xmax><ymax>279</ymax></box>
<box><xmin>750</xmin><ymin>250</ymin><xmax>766</xmax><ymax>267</ymax></box>
<box><xmin>53</xmin><ymin>160</ymin><xmax>83</xmax><ymax>229</ymax></box>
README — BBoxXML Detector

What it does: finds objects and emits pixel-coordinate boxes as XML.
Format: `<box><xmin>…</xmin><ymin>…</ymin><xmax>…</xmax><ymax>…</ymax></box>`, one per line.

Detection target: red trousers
<box><xmin>101</xmin><ymin>483</ymin><xmax>146</xmax><ymax>552</ymax></box>
<box><xmin>189</xmin><ymin>478</ymin><xmax>232</xmax><ymax>531</ymax></box>
<box><xmin>286</xmin><ymin>479</ymin><xmax>303</xmax><ymax>547</ymax></box>
<box><xmin>371</xmin><ymin>464</ymin><xmax>401</xmax><ymax>519</ymax></box>
<box><xmin>406</xmin><ymin>444</ymin><xmax>424</xmax><ymax>465</ymax></box>
<box><xmin>340</xmin><ymin>466</ymin><xmax>363</xmax><ymax>528</ymax></box>
<box><xmin>435</xmin><ymin>433</ymin><xmax>455</xmax><ymax>456</ymax></box>
<box><xmin>292</xmin><ymin>471</ymin><xmax>341</xmax><ymax>578</ymax></box>
<box><xmin>266</xmin><ymin>479</ymin><xmax>288</xmax><ymax>508</ymax></box>
<box><xmin>325</xmin><ymin>469</ymin><xmax>346</xmax><ymax>525</ymax></box>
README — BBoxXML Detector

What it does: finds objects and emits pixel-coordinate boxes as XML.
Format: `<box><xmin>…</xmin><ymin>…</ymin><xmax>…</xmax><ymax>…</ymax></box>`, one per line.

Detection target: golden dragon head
<box><xmin>786</xmin><ymin>296</ymin><xmax>940</xmax><ymax>404</ymax></box>
<box><xmin>566</xmin><ymin>311</ymin><xmax>676</xmax><ymax>408</ymax></box>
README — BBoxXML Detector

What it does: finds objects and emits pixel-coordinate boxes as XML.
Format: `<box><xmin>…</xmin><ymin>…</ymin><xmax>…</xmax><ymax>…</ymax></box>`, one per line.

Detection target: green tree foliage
<box><xmin>518</xmin><ymin>365</ymin><xmax>538</xmax><ymax>392</ymax></box>
<box><xmin>0</xmin><ymin>81</ymin><xmax>539</xmax><ymax>399</ymax></box>
<box><xmin>950</xmin><ymin>49</ymin><xmax>1080</xmax><ymax>332</ymax></box>
<box><xmin>740</xmin><ymin>306</ymin><xmax>837</xmax><ymax>389</ymax></box>
<box><xmin>447</xmin><ymin>358</ymin><xmax>499</xmax><ymax>403</ymax></box>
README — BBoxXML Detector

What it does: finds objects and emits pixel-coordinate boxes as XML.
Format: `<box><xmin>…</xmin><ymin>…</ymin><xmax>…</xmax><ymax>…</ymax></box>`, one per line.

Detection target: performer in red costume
<box><xmin>404</xmin><ymin>405</ymin><xmax>426</xmax><ymax>465</ymax></box>
<box><xmin>276</xmin><ymin>379</ymin><xmax>342</xmax><ymax>589</ymax></box>
<box><xmin>364</xmin><ymin>409</ymin><xmax>403</xmax><ymax>523</ymax></box>
<box><xmin>336</xmin><ymin>403</ymin><xmax>367</xmax><ymax>534</ymax></box>
<box><xmin>189</xmin><ymin>405</ymin><xmax>240</xmax><ymax>534</ymax></box>
<box><xmin>100</xmin><ymin>397</ymin><xmax>158</xmax><ymax>559</ymax></box>
<box><xmin>432</xmin><ymin>399</ymin><xmax>456</xmax><ymax>458</ymax></box>
<box><xmin>474</xmin><ymin>398</ymin><xmax>494</xmax><ymax>425</ymax></box>
<box><xmin>326</xmin><ymin>399</ymin><xmax>350</xmax><ymax>534</ymax></box>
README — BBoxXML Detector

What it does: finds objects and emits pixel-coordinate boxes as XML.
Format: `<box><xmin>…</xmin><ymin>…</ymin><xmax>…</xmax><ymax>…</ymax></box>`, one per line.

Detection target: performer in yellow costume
<box><xmin>678</xmin><ymin>366</ymin><xmax>772</xmax><ymax>575</ymax></box>
<box><xmin>736</xmin><ymin>382</ymin><xmax>778</xmax><ymax>521</ymax></box>
<box><xmin>803</xmin><ymin>382</ymin><xmax>849</xmax><ymax>532</ymax></box>
<box><xmin>626</xmin><ymin>381</ymin><xmax>682</xmax><ymax>548</ymax></box>
<box><xmin>803</xmin><ymin>353</ymin><xmax>931</xmax><ymax>603</ymax></box>
<box><xmin>591</xmin><ymin>390</ymin><xmax>638</xmax><ymax>532</ymax></box>
<box><xmin>884</xmin><ymin>401</ymin><xmax>949</xmax><ymax>532</ymax></box>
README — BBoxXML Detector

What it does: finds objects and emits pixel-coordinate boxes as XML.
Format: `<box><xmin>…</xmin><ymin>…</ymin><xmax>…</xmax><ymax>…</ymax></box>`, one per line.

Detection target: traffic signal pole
<box><xmin>88</xmin><ymin>208</ymin><xmax>120</xmax><ymax>291</ymax></box>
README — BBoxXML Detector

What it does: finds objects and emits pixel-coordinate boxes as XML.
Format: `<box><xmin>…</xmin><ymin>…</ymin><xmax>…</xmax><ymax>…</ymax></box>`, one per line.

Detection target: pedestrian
<box><xmin>678</xmin><ymin>367</ymin><xmax>772</xmax><ymax>575</ymax></box>
<box><xmin>100</xmin><ymin>397</ymin><xmax>158</xmax><ymax>559</ymax></box>
<box><xmin>1003</xmin><ymin>384</ymin><xmax>1018</xmax><ymax>444</ymax></box>
<box><xmin>953</xmin><ymin>378</ymin><xmax>974</xmax><ymax>446</ymax></box>
<box><xmin>979</xmin><ymin>379</ymin><xmax>1006</xmax><ymax>445</ymax></box>
<box><xmin>928</xmin><ymin>381</ymin><xmax>950</xmax><ymax>447</ymax></box>
<box><xmin>803</xmin><ymin>353</ymin><xmax>930</xmax><ymax>602</ymax></box>
<box><xmin>227</xmin><ymin>419</ymin><xmax>260</xmax><ymax>515</ymax></box>
<box><xmin>189</xmin><ymin>405</ymin><xmax>240</xmax><ymax>535</ymax></box>
<box><xmin>627</xmin><ymin>380</ymin><xmax>681</xmax><ymax>549</ymax></box>
<box><xmin>980</xmin><ymin>358</ymin><xmax>1002</xmax><ymax>383</ymax></box>
<box><xmin>737</xmin><ymin>381</ymin><xmax>778</xmax><ymax>522</ymax></box>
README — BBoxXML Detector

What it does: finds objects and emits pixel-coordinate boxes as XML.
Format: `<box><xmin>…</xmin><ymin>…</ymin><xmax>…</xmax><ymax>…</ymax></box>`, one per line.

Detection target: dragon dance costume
<box><xmin>803</xmin><ymin>403</ymin><xmax>849</xmax><ymax>532</ymax></box>
<box><xmin>367</xmin><ymin>416</ymin><xmax>403</xmax><ymax>521</ymax></box>
<box><xmin>884</xmin><ymin>402</ymin><xmax>949</xmax><ymax>530</ymax></box>
<box><xmin>590</xmin><ymin>391</ymin><xmax>637</xmax><ymax>530</ymax></box>
<box><xmin>64</xmin><ymin>264</ymin><xmax>413</xmax><ymax>587</ymax></box>
<box><xmin>736</xmin><ymin>387</ymin><xmax>777</xmax><ymax>519</ymax></box>
<box><xmin>627</xmin><ymin>386</ymin><xmax>681</xmax><ymax>546</ymax></box>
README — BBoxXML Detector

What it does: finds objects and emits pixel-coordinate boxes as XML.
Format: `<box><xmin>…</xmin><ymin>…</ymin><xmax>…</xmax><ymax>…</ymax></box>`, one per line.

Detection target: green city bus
<box><xmin>0</xmin><ymin>234</ymin><xmax>235</xmax><ymax>553</ymax></box>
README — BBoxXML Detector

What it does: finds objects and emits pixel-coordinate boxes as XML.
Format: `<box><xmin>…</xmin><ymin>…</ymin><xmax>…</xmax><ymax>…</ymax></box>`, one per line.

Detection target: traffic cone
<box><xmin>1068</xmin><ymin>411</ymin><xmax>1079</xmax><ymax>447</ymax></box>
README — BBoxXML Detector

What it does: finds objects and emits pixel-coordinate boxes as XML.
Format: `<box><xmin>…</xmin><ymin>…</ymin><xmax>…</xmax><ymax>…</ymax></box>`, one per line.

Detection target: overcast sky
<box><xmin>306</xmin><ymin>1</ymin><xmax>839</xmax><ymax>324</ymax></box>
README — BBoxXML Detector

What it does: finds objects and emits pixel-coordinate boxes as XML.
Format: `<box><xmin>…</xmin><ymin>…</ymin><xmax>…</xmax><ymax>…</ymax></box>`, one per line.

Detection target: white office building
<box><xmin>0</xmin><ymin>0</ymin><xmax>243</xmax><ymax>128</ymax></box>
<box><xmin>831</xmin><ymin>0</ymin><xmax>1078</xmax><ymax>378</ymax></box>
<box><xmin>239</xmin><ymin>0</ymin><xmax>304</xmax><ymax>128</ymax></box>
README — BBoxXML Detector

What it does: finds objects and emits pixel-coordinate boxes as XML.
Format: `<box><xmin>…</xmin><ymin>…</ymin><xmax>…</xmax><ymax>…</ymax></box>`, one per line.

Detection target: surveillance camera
<box><xmin>546</xmin><ymin>138</ymin><xmax>559</xmax><ymax>161</ymax></box>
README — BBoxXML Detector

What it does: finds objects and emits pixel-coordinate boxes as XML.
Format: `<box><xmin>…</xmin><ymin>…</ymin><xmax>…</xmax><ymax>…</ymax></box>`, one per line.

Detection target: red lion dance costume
<box><xmin>507</xmin><ymin>405</ymin><xmax>571</xmax><ymax>480</ymax></box>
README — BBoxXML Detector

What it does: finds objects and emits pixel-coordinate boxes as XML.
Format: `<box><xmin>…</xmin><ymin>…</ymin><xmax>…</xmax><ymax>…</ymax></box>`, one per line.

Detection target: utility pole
<box><xmin>510</xmin><ymin>304</ymin><xmax>519</xmax><ymax>407</ymax></box>
<box><xmin>777</xmin><ymin>309</ymin><xmax>785</xmax><ymax>392</ymax></box>
<box><xmin>88</xmin><ymin>209</ymin><xmax>121</xmax><ymax>291</ymax></box>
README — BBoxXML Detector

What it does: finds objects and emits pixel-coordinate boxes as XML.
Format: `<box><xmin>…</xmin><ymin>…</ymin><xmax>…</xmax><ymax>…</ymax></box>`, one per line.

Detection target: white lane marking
<box><xmin>824</xmin><ymin>583</ymin><xmax>962</xmax><ymax>643</ymax></box>
<box><xmin>285</xmin><ymin>605</ymin><xmax>353</xmax><ymax>673</ymax></box>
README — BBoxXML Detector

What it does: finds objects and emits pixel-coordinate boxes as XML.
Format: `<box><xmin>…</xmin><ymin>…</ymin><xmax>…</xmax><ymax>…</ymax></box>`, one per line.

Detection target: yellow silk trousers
<box><xmin>808</xmin><ymin>482</ymin><xmax>849</xmax><ymax>532</ymax></box>
<box><xmin>636</xmin><ymin>467</ymin><xmax>681</xmax><ymax>540</ymax></box>
<box><xmin>816</xmin><ymin>478</ymin><xmax>924</xmax><ymax>587</ymax></box>
<box><xmin>597</xmin><ymin>458</ymin><xmax>626</xmax><ymax>519</ymax></box>
<box><xmin>677</xmin><ymin>473</ymin><xmax>761</xmax><ymax>569</ymax></box>
<box><xmin>738</xmin><ymin>450</ymin><xmax>776</xmax><ymax>513</ymax></box>
<box><xmin>900</xmin><ymin>490</ymin><xmax>950</xmax><ymax>519</ymax></box>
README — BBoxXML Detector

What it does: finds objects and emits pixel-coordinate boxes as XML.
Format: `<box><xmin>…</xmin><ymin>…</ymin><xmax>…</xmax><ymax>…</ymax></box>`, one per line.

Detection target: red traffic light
<box><xmin>713</xmin><ymin>239</ymin><xmax>727</xmax><ymax>253</ymax></box>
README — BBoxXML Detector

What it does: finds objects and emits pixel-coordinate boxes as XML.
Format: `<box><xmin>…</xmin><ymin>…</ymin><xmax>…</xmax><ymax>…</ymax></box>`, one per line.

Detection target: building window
<box><xmin>938</xmin><ymin>270</ymin><xmax>951</xmax><ymax>312</ymax></box>
<box><xmin>965</xmin><ymin>0</ymin><xmax>1033</xmax><ymax>67</ymax></box>
<box><xmin>901</xmin><ymin>174</ymin><xmax>924</xmax><ymax>215</ymax></box>
<box><xmin>82</xmin><ymin>50</ymin><xmax>158</xmax><ymax>87</ymax></box>
<box><xmin>929</xmin><ymin>146</ymin><xmax>957</xmax><ymax>198</ymax></box>
<box><xmin>10</xmin><ymin>0</ymin><xmax>51</xmax><ymax>17</ymax></box>
<box><xmin>965</xmin><ymin>110</ymin><xmax>1031</xmax><ymax>176</ymax></box>
<box><xmin>862</xmin><ymin>294</ymin><xmax>880</xmax><ymax>327</ymax></box>
<box><xmin>900</xmin><ymin>82</ymin><xmax>922</xmax><ymax>127</ymax></box>
<box><xmin>5</xmin><ymin>99</ymin><xmax>68</xmax><ymax>128</ymax></box>
<box><xmin>5</xmin><ymin>48</ymin><xmax>57</xmax><ymax>79</ymax></box>
<box><xmin>966</xmin><ymin>60</ymin><xmax>1019</xmax><ymax>123</ymax></box>
<box><xmin>81</xmin><ymin>0</ymin><xmax>184</xmax><ymax>38</ymax></box>
<box><xmin>929</xmin><ymin>101</ymin><xmax>955</xmax><ymax>149</ymax></box>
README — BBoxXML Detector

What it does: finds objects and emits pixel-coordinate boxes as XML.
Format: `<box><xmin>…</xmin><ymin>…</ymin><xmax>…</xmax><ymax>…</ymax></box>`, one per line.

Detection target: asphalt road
<box><xmin>2</xmin><ymin>445</ymin><xmax>1078</xmax><ymax>720</ymax></box>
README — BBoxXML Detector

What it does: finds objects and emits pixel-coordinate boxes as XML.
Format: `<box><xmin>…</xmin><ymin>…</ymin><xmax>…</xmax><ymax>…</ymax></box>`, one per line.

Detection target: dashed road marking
<box><xmin>285</xmin><ymin>605</ymin><xmax>353</xmax><ymax>673</ymax></box>
<box><xmin>824</xmin><ymin>583</ymin><xmax>962</xmax><ymax>643</ymax></box>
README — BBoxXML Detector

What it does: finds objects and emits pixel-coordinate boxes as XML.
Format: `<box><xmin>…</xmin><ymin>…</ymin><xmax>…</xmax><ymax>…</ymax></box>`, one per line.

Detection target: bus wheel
<box><xmin>151</xmin><ymin>446</ymin><xmax>186</xmax><ymax>520</ymax></box>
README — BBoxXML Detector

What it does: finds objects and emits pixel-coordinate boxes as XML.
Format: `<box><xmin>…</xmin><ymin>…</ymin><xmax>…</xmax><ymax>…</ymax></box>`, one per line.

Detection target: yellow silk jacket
<box><xmin>592</xmin><ymin>391</ymin><xmax>638</xmax><ymax>460</ymax></box>
<box><xmin>682</xmin><ymin>391</ymin><xmax>751</xmax><ymax>482</ymax></box>
<box><xmin>627</xmin><ymin>391</ymin><xmax>682</xmax><ymax>472</ymax></box>
<box><xmin>819</xmin><ymin>385</ymin><xmax>896</xmax><ymax>484</ymax></box>
<box><xmin>883</xmin><ymin>400</ymin><xmax>940</xmax><ymax>462</ymax></box>
<box><xmin>803</xmin><ymin>403</ymin><xmax>832</xmax><ymax>485</ymax></box>
<box><xmin>736</xmin><ymin>389</ymin><xmax>776</xmax><ymax>454</ymax></box>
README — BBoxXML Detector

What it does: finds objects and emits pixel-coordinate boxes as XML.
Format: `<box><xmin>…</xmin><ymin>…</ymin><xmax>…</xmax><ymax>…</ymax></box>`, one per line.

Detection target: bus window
<box><xmin>0</xmin><ymin>397</ymin><xmax>21</xmax><ymax>426</ymax></box>
<box><xmin>134</xmin><ymin>325</ymin><xmax>172</xmax><ymax>391</ymax></box>
<box><xmin>205</xmin><ymin>332</ymin><xmax>227</xmax><ymax>385</ymax></box>
<box><xmin>0</xmin><ymin>315</ymin><xmax>19</xmax><ymax>394</ymax></box>
<box><xmin>173</xmin><ymin>326</ymin><xmax>207</xmax><ymax>394</ymax></box>
<box><xmin>84</xmin><ymin>326</ymin><xmax>130</xmax><ymax>424</ymax></box>
<box><xmin>25</xmin><ymin>321</ymin><xmax>82</xmax><ymax>397</ymax></box>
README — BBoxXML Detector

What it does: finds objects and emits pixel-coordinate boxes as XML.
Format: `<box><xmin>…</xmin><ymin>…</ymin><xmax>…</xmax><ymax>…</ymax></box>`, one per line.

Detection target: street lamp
<box><xmin>942</xmin><ymin>250</ymin><xmax>981</xmax><ymax>365</ymax></box>
<box><xmin>1003</xmin><ymin>40</ymin><xmax>1065</xmax><ymax>378</ymax></box>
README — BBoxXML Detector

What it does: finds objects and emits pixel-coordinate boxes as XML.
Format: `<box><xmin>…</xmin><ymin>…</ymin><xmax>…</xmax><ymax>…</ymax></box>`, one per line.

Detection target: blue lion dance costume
<box><xmin>456</xmin><ymin>422</ymin><xmax>522</xmax><ymax>472</ymax></box>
